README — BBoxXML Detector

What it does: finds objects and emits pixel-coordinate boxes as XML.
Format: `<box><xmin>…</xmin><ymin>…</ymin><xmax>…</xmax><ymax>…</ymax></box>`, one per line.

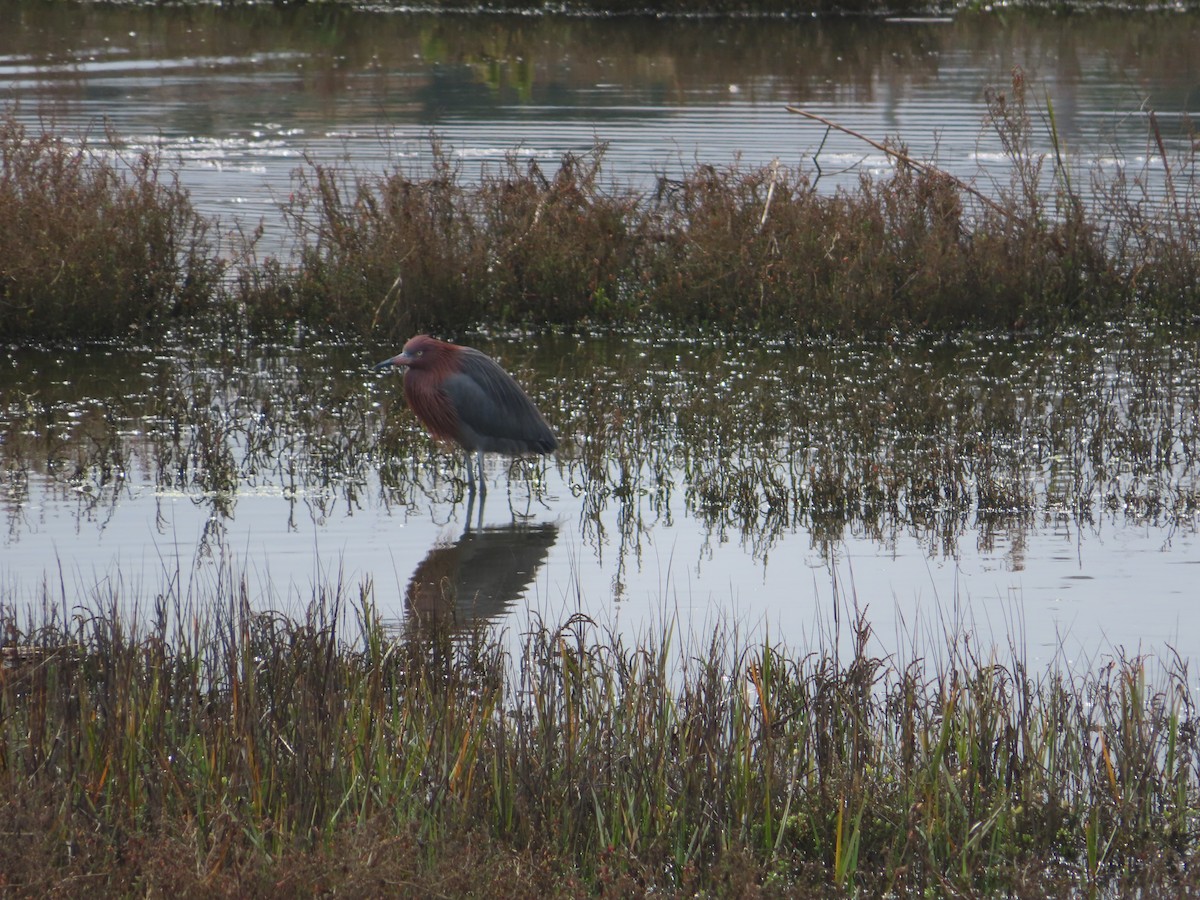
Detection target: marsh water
<box><xmin>4</xmin><ymin>329</ymin><xmax>1200</xmax><ymax>667</ymax></box>
<box><xmin>2</xmin><ymin>4</ymin><xmax>1198</xmax><ymax>253</ymax></box>
<box><xmin>3</xmin><ymin>4</ymin><xmax>1200</xmax><ymax>664</ymax></box>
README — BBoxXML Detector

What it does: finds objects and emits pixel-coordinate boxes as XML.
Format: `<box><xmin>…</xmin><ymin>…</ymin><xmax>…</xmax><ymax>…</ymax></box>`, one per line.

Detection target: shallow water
<box><xmin>2</xmin><ymin>4</ymin><xmax>1197</xmax><ymax>254</ymax></box>
<box><xmin>3</xmin><ymin>5</ymin><xmax>1200</xmax><ymax>664</ymax></box>
<box><xmin>3</xmin><ymin>330</ymin><xmax>1199</xmax><ymax>667</ymax></box>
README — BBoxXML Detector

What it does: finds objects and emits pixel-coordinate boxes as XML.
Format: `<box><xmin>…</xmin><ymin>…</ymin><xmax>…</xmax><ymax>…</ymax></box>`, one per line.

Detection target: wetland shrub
<box><xmin>477</xmin><ymin>149</ymin><xmax>647</xmax><ymax>327</ymax></box>
<box><xmin>0</xmin><ymin>115</ymin><xmax>220</xmax><ymax>342</ymax></box>
<box><xmin>638</xmin><ymin>160</ymin><xmax>1047</xmax><ymax>330</ymax></box>
<box><xmin>264</xmin><ymin>92</ymin><xmax>1175</xmax><ymax>338</ymax></box>
<box><xmin>2</xmin><ymin>591</ymin><xmax>1200</xmax><ymax>896</ymax></box>
<box><xmin>271</xmin><ymin>148</ymin><xmax>491</xmax><ymax>339</ymax></box>
<box><xmin>7</xmin><ymin>70</ymin><xmax>1199</xmax><ymax>342</ymax></box>
<box><xmin>253</xmin><ymin>145</ymin><xmax>649</xmax><ymax>340</ymax></box>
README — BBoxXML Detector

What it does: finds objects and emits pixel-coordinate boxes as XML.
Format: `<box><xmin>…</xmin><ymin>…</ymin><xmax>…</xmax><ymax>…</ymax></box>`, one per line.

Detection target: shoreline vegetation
<box><xmin>5</xmin><ymin>51</ymin><xmax>1200</xmax><ymax>894</ymax></box>
<box><xmin>2</xmin><ymin>68</ymin><xmax>1198</xmax><ymax>344</ymax></box>
<box><xmin>3</xmin><ymin>585</ymin><xmax>1200</xmax><ymax>896</ymax></box>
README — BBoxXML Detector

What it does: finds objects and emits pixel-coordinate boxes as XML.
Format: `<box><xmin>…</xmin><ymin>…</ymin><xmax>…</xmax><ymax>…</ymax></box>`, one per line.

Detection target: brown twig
<box><xmin>785</xmin><ymin>105</ymin><xmax>1018</xmax><ymax>222</ymax></box>
<box><xmin>371</xmin><ymin>253</ymin><xmax>413</xmax><ymax>331</ymax></box>
<box><xmin>1149</xmin><ymin>110</ymin><xmax>1179</xmax><ymax>244</ymax></box>
<box><xmin>759</xmin><ymin>158</ymin><xmax>780</xmax><ymax>232</ymax></box>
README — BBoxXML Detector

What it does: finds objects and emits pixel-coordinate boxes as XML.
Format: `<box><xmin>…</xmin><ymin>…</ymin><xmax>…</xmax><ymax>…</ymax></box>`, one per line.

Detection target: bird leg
<box><xmin>463</xmin><ymin>484</ymin><xmax>486</xmax><ymax>530</ymax></box>
<box><xmin>465</xmin><ymin>449</ymin><xmax>487</xmax><ymax>497</ymax></box>
<box><xmin>464</xmin><ymin>491</ymin><xmax>477</xmax><ymax>532</ymax></box>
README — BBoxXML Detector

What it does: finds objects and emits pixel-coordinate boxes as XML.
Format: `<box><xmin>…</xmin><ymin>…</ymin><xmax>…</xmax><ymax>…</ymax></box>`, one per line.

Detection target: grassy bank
<box><xmin>226</xmin><ymin>72</ymin><xmax>1200</xmax><ymax>339</ymax></box>
<box><xmin>2</xmin><ymin>72</ymin><xmax>1198</xmax><ymax>343</ymax></box>
<box><xmin>1</xmin><ymin>580</ymin><xmax>1197</xmax><ymax>896</ymax></box>
<box><xmin>0</xmin><ymin>118</ymin><xmax>220</xmax><ymax>343</ymax></box>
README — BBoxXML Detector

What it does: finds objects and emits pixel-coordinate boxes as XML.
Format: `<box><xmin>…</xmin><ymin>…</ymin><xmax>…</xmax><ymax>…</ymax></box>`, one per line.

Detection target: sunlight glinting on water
<box><xmin>4</xmin><ymin>330</ymin><xmax>1200</xmax><ymax>670</ymax></box>
<box><xmin>3</xmin><ymin>7</ymin><xmax>1194</xmax><ymax>256</ymax></box>
<box><xmin>3</xmin><ymin>7</ymin><xmax>1199</xmax><ymax>666</ymax></box>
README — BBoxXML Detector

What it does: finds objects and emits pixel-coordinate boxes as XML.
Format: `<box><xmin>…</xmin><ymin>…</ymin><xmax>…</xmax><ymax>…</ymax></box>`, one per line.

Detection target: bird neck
<box><xmin>403</xmin><ymin>367</ymin><xmax>461</xmax><ymax>443</ymax></box>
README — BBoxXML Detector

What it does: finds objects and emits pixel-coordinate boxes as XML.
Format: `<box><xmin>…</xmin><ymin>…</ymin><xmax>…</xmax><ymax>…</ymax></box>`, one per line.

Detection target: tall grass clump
<box><xmin>1096</xmin><ymin>113</ymin><xmax>1200</xmax><ymax>317</ymax></box>
<box><xmin>11</xmin><ymin>71</ymin><xmax>1194</xmax><ymax>342</ymax></box>
<box><xmin>241</xmin><ymin>68</ymin><xmax>1199</xmax><ymax>338</ymax></box>
<box><xmin>262</xmin><ymin>144</ymin><xmax>485</xmax><ymax>338</ymax></box>
<box><xmin>640</xmin><ymin>157</ymin><xmax>1014</xmax><ymax>330</ymax></box>
<box><xmin>0</xmin><ymin>114</ymin><xmax>221</xmax><ymax>342</ymax></box>
<box><xmin>4</xmin><ymin>70</ymin><xmax>1198</xmax><ymax>343</ymax></box>
<box><xmin>3</xmin><ymin>579</ymin><xmax>1200</xmax><ymax>896</ymax></box>
<box><xmin>644</xmin><ymin>71</ymin><xmax>1120</xmax><ymax>331</ymax></box>
<box><xmin>475</xmin><ymin>147</ymin><xmax>645</xmax><ymax>326</ymax></box>
<box><xmin>244</xmin><ymin>143</ymin><xmax>644</xmax><ymax>341</ymax></box>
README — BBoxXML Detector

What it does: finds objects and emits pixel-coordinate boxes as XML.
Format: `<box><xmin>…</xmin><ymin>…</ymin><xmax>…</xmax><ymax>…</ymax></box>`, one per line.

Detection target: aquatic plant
<box><xmin>0</xmin><ymin>116</ymin><xmax>221</xmax><ymax>342</ymax></box>
<box><xmin>1</xmin><ymin>578</ymin><xmax>1198</xmax><ymax>896</ymax></box>
<box><xmin>4</xmin><ymin>64</ymin><xmax>1198</xmax><ymax>342</ymax></box>
<box><xmin>4</xmin><ymin>327</ymin><xmax>1199</xmax><ymax>568</ymax></box>
<box><xmin>240</xmin><ymin>71</ymin><xmax>1196</xmax><ymax>340</ymax></box>
<box><xmin>241</xmin><ymin>143</ymin><xmax>645</xmax><ymax>339</ymax></box>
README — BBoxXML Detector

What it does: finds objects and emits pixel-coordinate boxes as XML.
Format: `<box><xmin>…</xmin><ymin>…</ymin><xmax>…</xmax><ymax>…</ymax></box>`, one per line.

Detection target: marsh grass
<box><xmin>4</xmin><ymin>326</ymin><xmax>1199</xmax><ymax>569</ymax></box>
<box><xmin>5</xmin><ymin>70</ymin><xmax>1198</xmax><ymax>342</ymax></box>
<box><xmin>238</xmin><ymin>143</ymin><xmax>645</xmax><ymax>339</ymax></box>
<box><xmin>0</xmin><ymin>116</ymin><xmax>221</xmax><ymax>342</ymax></box>
<box><xmin>1</xmin><ymin>578</ymin><xmax>1198</xmax><ymax>896</ymax></box>
<box><xmin>239</xmin><ymin>70</ymin><xmax>1197</xmax><ymax>340</ymax></box>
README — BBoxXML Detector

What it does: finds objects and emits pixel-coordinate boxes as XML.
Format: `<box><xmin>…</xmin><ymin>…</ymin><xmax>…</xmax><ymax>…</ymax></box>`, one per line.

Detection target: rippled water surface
<box><xmin>3</xmin><ymin>5</ymin><xmax>1200</xmax><ymax>663</ymax></box>
<box><xmin>3</xmin><ymin>331</ymin><xmax>1199</xmax><ymax>666</ymax></box>
<box><xmin>3</xmin><ymin>4</ymin><xmax>1198</xmax><ymax>252</ymax></box>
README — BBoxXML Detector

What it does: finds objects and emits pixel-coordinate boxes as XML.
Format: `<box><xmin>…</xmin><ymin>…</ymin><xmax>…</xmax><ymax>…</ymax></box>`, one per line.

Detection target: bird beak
<box><xmin>373</xmin><ymin>353</ymin><xmax>407</xmax><ymax>371</ymax></box>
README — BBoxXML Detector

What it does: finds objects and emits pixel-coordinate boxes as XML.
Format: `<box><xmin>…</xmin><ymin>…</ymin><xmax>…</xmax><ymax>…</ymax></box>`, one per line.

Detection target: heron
<box><xmin>374</xmin><ymin>334</ymin><xmax>557</xmax><ymax>495</ymax></box>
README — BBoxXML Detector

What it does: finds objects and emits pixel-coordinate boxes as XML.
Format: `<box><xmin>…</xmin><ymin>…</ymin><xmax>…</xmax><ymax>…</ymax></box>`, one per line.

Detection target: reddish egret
<box><xmin>374</xmin><ymin>335</ymin><xmax>558</xmax><ymax>494</ymax></box>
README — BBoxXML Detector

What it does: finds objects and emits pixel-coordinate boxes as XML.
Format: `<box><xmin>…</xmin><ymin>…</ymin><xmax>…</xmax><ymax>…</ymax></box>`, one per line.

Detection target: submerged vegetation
<box><xmin>2</xmin><ymin>586</ymin><xmax>1199</xmax><ymax>896</ymax></box>
<box><xmin>3</xmin><ymin>329</ymin><xmax>1199</xmax><ymax>573</ymax></box>
<box><xmin>3</xmin><ymin>70</ymin><xmax>1199</xmax><ymax>342</ymax></box>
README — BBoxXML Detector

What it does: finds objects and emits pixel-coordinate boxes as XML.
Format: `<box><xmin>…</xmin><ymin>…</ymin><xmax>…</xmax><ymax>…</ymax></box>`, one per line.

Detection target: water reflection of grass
<box><xmin>561</xmin><ymin>329</ymin><xmax>1200</xmax><ymax>563</ymax></box>
<box><xmin>2</xmin><ymin>580</ymin><xmax>1198</xmax><ymax>895</ymax></box>
<box><xmin>3</xmin><ymin>329</ymin><xmax>1199</xmax><ymax>563</ymax></box>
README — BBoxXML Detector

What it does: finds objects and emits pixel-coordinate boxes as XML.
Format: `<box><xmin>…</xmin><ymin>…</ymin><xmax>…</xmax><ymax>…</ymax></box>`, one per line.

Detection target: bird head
<box><xmin>373</xmin><ymin>334</ymin><xmax>443</xmax><ymax>372</ymax></box>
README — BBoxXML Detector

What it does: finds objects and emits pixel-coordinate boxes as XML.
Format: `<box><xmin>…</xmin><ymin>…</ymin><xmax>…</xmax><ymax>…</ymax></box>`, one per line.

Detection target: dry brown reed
<box><xmin>1</xmin><ymin>583</ymin><xmax>1199</xmax><ymax>897</ymax></box>
<box><xmin>5</xmin><ymin>70</ymin><xmax>1198</xmax><ymax>344</ymax></box>
<box><xmin>0</xmin><ymin>116</ymin><xmax>220</xmax><ymax>342</ymax></box>
<box><xmin>238</xmin><ymin>72</ymin><xmax>1194</xmax><ymax>340</ymax></box>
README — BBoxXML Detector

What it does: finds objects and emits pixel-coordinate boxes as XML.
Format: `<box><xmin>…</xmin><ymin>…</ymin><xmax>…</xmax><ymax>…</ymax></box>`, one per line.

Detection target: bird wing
<box><xmin>441</xmin><ymin>348</ymin><xmax>558</xmax><ymax>454</ymax></box>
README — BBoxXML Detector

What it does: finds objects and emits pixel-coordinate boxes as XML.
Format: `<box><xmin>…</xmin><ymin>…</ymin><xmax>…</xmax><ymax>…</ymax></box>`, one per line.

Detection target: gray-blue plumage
<box><xmin>374</xmin><ymin>334</ymin><xmax>558</xmax><ymax>494</ymax></box>
<box><xmin>441</xmin><ymin>348</ymin><xmax>558</xmax><ymax>455</ymax></box>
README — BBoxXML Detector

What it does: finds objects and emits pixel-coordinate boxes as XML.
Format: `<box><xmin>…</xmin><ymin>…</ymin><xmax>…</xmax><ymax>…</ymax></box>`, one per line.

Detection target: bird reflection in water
<box><xmin>405</xmin><ymin>515</ymin><xmax>559</xmax><ymax>631</ymax></box>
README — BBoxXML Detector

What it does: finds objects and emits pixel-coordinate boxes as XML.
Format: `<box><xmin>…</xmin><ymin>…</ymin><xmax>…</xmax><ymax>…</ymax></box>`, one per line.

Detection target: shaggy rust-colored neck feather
<box><xmin>401</xmin><ymin>337</ymin><xmax>463</xmax><ymax>445</ymax></box>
